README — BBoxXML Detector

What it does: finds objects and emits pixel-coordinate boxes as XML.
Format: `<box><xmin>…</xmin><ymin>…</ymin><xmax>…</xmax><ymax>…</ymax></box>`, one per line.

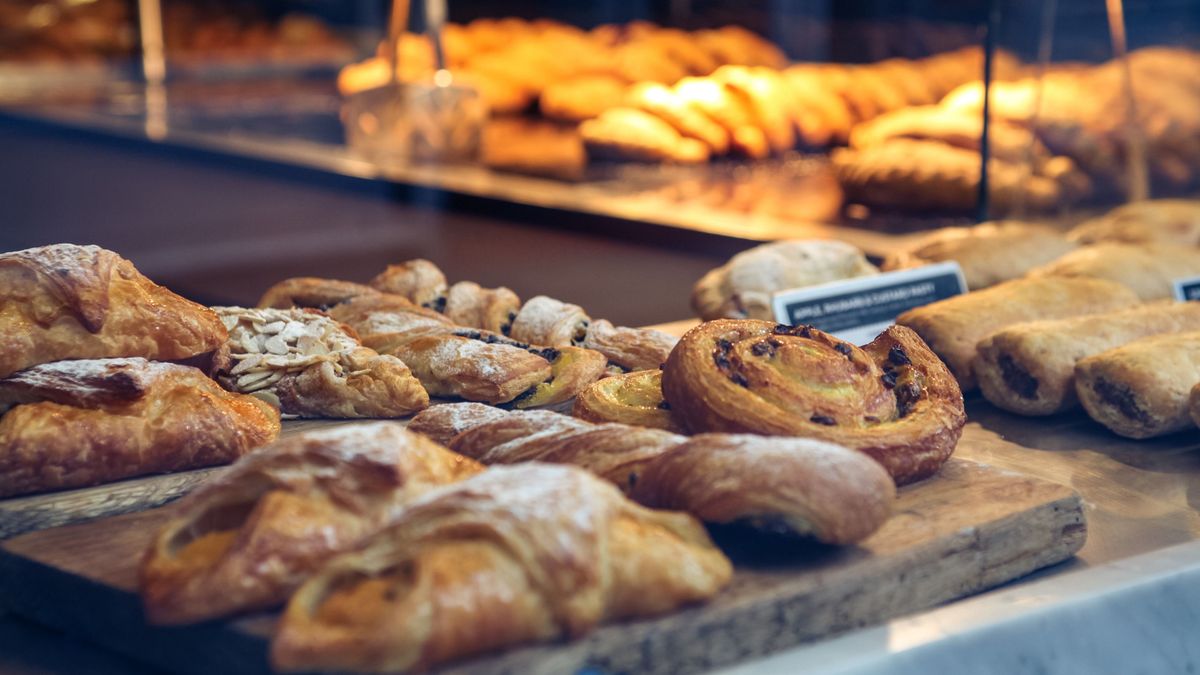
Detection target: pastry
<box><xmin>442</xmin><ymin>281</ymin><xmax>521</xmax><ymax>334</ymax></box>
<box><xmin>896</xmin><ymin>276</ymin><xmax>1142</xmax><ymax>390</ymax></box>
<box><xmin>368</xmin><ymin>259</ymin><xmax>448</xmax><ymax>309</ymax></box>
<box><xmin>711</xmin><ymin>65</ymin><xmax>796</xmax><ymax>154</ymax></box>
<box><xmin>660</xmin><ymin>320</ymin><xmax>965</xmax><ymax>485</ymax></box>
<box><xmin>673</xmin><ymin>76</ymin><xmax>769</xmax><ymax>159</ymax></box>
<box><xmin>1075</xmin><ymin>331</ymin><xmax>1200</xmax><ymax>438</ymax></box>
<box><xmin>975</xmin><ymin>302</ymin><xmax>1200</xmax><ymax>415</ymax></box>
<box><xmin>881</xmin><ymin>221</ymin><xmax>1078</xmax><ymax>290</ymax></box>
<box><xmin>1067</xmin><ymin>200</ymin><xmax>1200</xmax><ymax>246</ymax></box>
<box><xmin>623</xmin><ymin>81</ymin><xmax>731</xmax><ymax>154</ymax></box>
<box><xmin>1190</xmin><ymin>383</ymin><xmax>1200</xmax><ymax>428</ymax></box>
<box><xmin>0</xmin><ymin>244</ymin><xmax>227</xmax><ymax>379</ymax></box>
<box><xmin>509</xmin><ymin>295</ymin><xmax>591</xmax><ymax>347</ymax></box>
<box><xmin>210</xmin><ymin>307</ymin><xmax>429</xmax><ymax>418</ymax></box>
<box><xmin>0</xmin><ymin>358</ymin><xmax>279</xmax><ymax>498</ymax></box>
<box><xmin>580</xmin><ymin>108</ymin><xmax>710</xmax><ymax>163</ymax></box>
<box><xmin>691</xmin><ymin>240</ymin><xmax>879</xmax><ymax>321</ymax></box>
<box><xmin>407</xmin><ymin>401</ymin><xmax>512</xmax><ymax>446</ymax></box>
<box><xmin>581</xmin><ymin>319</ymin><xmax>677</xmax><ymax>371</ymax></box>
<box><xmin>539</xmin><ymin>75</ymin><xmax>627</xmax><ymax>122</ymax></box>
<box><xmin>140</xmin><ymin>423</ymin><xmax>482</xmax><ymax>624</ymax></box>
<box><xmin>272</xmin><ymin>464</ymin><xmax>732</xmax><ymax>673</ymax></box>
<box><xmin>1029</xmin><ymin>243</ymin><xmax>1200</xmax><ymax>301</ymax></box>
<box><xmin>412</xmin><ymin>403</ymin><xmax>894</xmax><ymax>543</ymax></box>
<box><xmin>256</xmin><ymin>277</ymin><xmax>380</xmax><ymax>311</ymax></box>
<box><xmin>572</xmin><ymin>369</ymin><xmax>682</xmax><ymax>432</ymax></box>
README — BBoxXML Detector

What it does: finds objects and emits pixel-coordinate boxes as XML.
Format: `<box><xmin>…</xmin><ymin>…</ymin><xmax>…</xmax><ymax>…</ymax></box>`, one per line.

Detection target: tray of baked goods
<box><xmin>0</xmin><ymin>240</ymin><xmax>1100</xmax><ymax>674</ymax></box>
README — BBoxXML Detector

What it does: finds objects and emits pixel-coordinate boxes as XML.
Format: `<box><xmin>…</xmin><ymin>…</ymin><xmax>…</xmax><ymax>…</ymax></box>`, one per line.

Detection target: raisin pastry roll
<box><xmin>210</xmin><ymin>307</ymin><xmax>429</xmax><ymax>418</ymax></box>
<box><xmin>368</xmin><ymin>259</ymin><xmax>449</xmax><ymax>309</ymax></box>
<box><xmin>272</xmin><ymin>464</ymin><xmax>732</xmax><ymax>673</ymax></box>
<box><xmin>1028</xmin><ymin>243</ymin><xmax>1200</xmax><ymax>301</ymax></box>
<box><xmin>442</xmin><ymin>280</ymin><xmax>521</xmax><ymax>334</ymax></box>
<box><xmin>581</xmin><ymin>319</ymin><xmax>677</xmax><ymax>372</ymax></box>
<box><xmin>573</xmin><ymin>369</ymin><xmax>682</xmax><ymax>432</ymax></box>
<box><xmin>256</xmin><ymin>277</ymin><xmax>381</xmax><ymax>311</ymax></box>
<box><xmin>0</xmin><ymin>358</ymin><xmax>279</xmax><ymax>498</ymax></box>
<box><xmin>975</xmin><ymin>302</ymin><xmax>1200</xmax><ymax>416</ymax></box>
<box><xmin>1074</xmin><ymin>331</ymin><xmax>1200</xmax><ymax>439</ymax></box>
<box><xmin>661</xmin><ymin>321</ymin><xmax>966</xmax><ymax>485</ymax></box>
<box><xmin>140</xmin><ymin>423</ymin><xmax>483</xmax><ymax>624</ymax></box>
<box><xmin>0</xmin><ymin>244</ymin><xmax>226</xmax><ymax>379</ymax></box>
<box><xmin>896</xmin><ymin>277</ymin><xmax>1141</xmax><ymax>390</ymax></box>
<box><xmin>509</xmin><ymin>295</ymin><xmax>591</xmax><ymax>347</ymax></box>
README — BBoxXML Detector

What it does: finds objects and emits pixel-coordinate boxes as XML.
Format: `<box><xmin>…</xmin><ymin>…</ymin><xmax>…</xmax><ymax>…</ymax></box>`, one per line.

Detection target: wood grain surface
<box><xmin>0</xmin><ymin>456</ymin><xmax>1085</xmax><ymax>675</ymax></box>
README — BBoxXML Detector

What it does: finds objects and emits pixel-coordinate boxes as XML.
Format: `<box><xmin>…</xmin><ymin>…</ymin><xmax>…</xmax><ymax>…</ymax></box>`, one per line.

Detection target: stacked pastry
<box><xmin>0</xmin><ymin>244</ymin><xmax>281</xmax><ymax>498</ymax></box>
<box><xmin>337</xmin><ymin>19</ymin><xmax>785</xmax><ymax>118</ymax></box>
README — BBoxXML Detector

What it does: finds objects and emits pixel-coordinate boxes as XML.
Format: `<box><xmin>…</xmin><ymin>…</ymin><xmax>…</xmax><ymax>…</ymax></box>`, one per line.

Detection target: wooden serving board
<box><xmin>0</xmin><ymin>456</ymin><xmax>1085</xmax><ymax>675</ymax></box>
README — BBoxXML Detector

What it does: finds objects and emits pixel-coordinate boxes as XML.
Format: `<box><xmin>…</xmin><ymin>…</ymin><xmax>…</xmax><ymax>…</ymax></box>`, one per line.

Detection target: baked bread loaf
<box><xmin>272</xmin><ymin>464</ymin><xmax>732</xmax><ymax>673</ymax></box>
<box><xmin>140</xmin><ymin>423</ymin><xmax>482</xmax><ymax>624</ymax></box>
<box><xmin>882</xmin><ymin>222</ymin><xmax>1077</xmax><ymax>290</ymax></box>
<box><xmin>573</xmin><ymin>369</ymin><xmax>682</xmax><ymax>432</ymax></box>
<box><xmin>0</xmin><ymin>358</ymin><xmax>279</xmax><ymax>498</ymax></box>
<box><xmin>411</xmin><ymin>403</ymin><xmax>894</xmax><ymax>543</ymax></box>
<box><xmin>692</xmin><ymin>240</ymin><xmax>879</xmax><ymax>321</ymax></box>
<box><xmin>1075</xmin><ymin>331</ymin><xmax>1200</xmax><ymax>438</ymax></box>
<box><xmin>1029</xmin><ymin>243</ymin><xmax>1200</xmax><ymax>301</ymax></box>
<box><xmin>660</xmin><ymin>320</ymin><xmax>965</xmax><ymax>484</ymax></box>
<box><xmin>210</xmin><ymin>307</ymin><xmax>429</xmax><ymax>418</ymax></box>
<box><xmin>975</xmin><ymin>302</ymin><xmax>1200</xmax><ymax>415</ymax></box>
<box><xmin>1068</xmin><ymin>199</ymin><xmax>1200</xmax><ymax>246</ymax></box>
<box><xmin>896</xmin><ymin>277</ymin><xmax>1142</xmax><ymax>390</ymax></box>
<box><xmin>0</xmin><ymin>244</ymin><xmax>226</xmax><ymax>379</ymax></box>
<box><xmin>256</xmin><ymin>277</ymin><xmax>380</xmax><ymax>311</ymax></box>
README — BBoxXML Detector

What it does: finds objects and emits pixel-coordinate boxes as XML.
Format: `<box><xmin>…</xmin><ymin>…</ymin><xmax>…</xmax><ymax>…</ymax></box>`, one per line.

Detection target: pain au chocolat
<box><xmin>660</xmin><ymin>320</ymin><xmax>966</xmax><ymax>484</ymax></box>
<box><xmin>0</xmin><ymin>244</ymin><xmax>227</xmax><ymax>378</ymax></box>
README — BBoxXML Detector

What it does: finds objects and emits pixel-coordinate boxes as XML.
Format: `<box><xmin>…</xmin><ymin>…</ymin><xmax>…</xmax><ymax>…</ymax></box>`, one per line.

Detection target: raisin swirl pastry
<box><xmin>660</xmin><ymin>320</ymin><xmax>966</xmax><ymax>485</ymax></box>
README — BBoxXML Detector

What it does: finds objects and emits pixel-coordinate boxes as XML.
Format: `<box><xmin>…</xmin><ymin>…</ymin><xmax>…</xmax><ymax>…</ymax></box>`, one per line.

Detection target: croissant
<box><xmin>0</xmin><ymin>244</ymin><xmax>226</xmax><ymax>378</ymax></box>
<box><xmin>443</xmin><ymin>280</ymin><xmax>521</xmax><ymax>334</ymax></box>
<box><xmin>256</xmin><ymin>277</ymin><xmax>381</xmax><ymax>311</ymax></box>
<box><xmin>369</xmin><ymin>259</ymin><xmax>449</xmax><ymax>309</ymax></box>
<box><xmin>572</xmin><ymin>368</ymin><xmax>683</xmax><ymax>432</ymax></box>
<box><xmin>581</xmin><ymin>320</ymin><xmax>677</xmax><ymax>372</ymax></box>
<box><xmin>140</xmin><ymin>423</ymin><xmax>482</xmax><ymax>624</ymax></box>
<box><xmin>509</xmin><ymin>295</ymin><xmax>591</xmax><ymax>347</ymax></box>
<box><xmin>271</xmin><ymin>464</ymin><xmax>732</xmax><ymax>673</ymax></box>
<box><xmin>0</xmin><ymin>358</ymin><xmax>279</xmax><ymax>498</ymax></box>
<box><xmin>209</xmin><ymin>307</ymin><xmax>429</xmax><ymax>418</ymax></box>
<box><xmin>411</xmin><ymin>403</ymin><xmax>895</xmax><ymax>544</ymax></box>
<box><xmin>660</xmin><ymin>320</ymin><xmax>966</xmax><ymax>485</ymax></box>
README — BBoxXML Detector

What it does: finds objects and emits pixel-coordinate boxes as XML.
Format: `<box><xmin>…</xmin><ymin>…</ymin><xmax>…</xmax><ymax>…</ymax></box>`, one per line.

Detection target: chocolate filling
<box><xmin>997</xmin><ymin>354</ymin><xmax>1039</xmax><ymax>400</ymax></box>
<box><xmin>657</xmin><ymin>400</ymin><xmax>671</xmax><ymax>410</ymax></box>
<box><xmin>834</xmin><ymin>343</ymin><xmax>852</xmax><ymax>358</ymax></box>
<box><xmin>880</xmin><ymin>371</ymin><xmax>897</xmax><ymax>389</ymax></box>
<box><xmin>423</xmin><ymin>296</ymin><xmax>448</xmax><ymax>313</ymax></box>
<box><xmin>895</xmin><ymin>380</ymin><xmax>922</xmax><ymax>417</ymax></box>
<box><xmin>888</xmin><ymin>345</ymin><xmax>911</xmax><ymax>366</ymax></box>
<box><xmin>810</xmin><ymin>414</ymin><xmax>837</xmax><ymax>426</ymax></box>
<box><xmin>1093</xmin><ymin>378</ymin><xmax>1153</xmax><ymax>426</ymax></box>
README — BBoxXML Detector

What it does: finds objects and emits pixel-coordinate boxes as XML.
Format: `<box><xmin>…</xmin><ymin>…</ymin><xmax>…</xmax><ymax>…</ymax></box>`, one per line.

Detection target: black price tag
<box><xmin>771</xmin><ymin>262</ymin><xmax>968</xmax><ymax>345</ymax></box>
<box><xmin>1174</xmin><ymin>275</ymin><xmax>1200</xmax><ymax>301</ymax></box>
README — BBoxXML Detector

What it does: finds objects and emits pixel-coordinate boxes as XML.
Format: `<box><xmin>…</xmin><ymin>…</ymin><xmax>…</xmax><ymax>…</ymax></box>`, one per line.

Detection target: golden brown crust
<box><xmin>443</xmin><ymin>281</ymin><xmax>521</xmax><ymax>334</ymax></box>
<box><xmin>896</xmin><ymin>277</ymin><xmax>1142</xmax><ymax>390</ymax></box>
<box><xmin>581</xmin><ymin>108</ymin><xmax>711</xmax><ymax>163</ymax></box>
<box><xmin>581</xmin><ymin>319</ymin><xmax>677</xmax><ymax>371</ymax></box>
<box><xmin>711</xmin><ymin>65</ymin><xmax>796</xmax><ymax>154</ymax></box>
<box><xmin>660</xmin><ymin>321</ymin><xmax>966</xmax><ymax>485</ymax></box>
<box><xmin>975</xmin><ymin>302</ymin><xmax>1200</xmax><ymax>416</ymax></box>
<box><xmin>1190</xmin><ymin>383</ymin><xmax>1200</xmax><ymax>429</ymax></box>
<box><xmin>1067</xmin><ymin>199</ymin><xmax>1200</xmax><ymax>246</ymax></box>
<box><xmin>1029</xmin><ymin>243</ymin><xmax>1200</xmax><ymax>301</ymax></box>
<box><xmin>1074</xmin><ymin>331</ymin><xmax>1200</xmax><ymax>439</ymax></box>
<box><xmin>0</xmin><ymin>358</ymin><xmax>279</xmax><ymax>498</ymax></box>
<box><xmin>139</xmin><ymin>423</ymin><xmax>482</xmax><ymax>625</ymax></box>
<box><xmin>539</xmin><ymin>75</ymin><xmax>628</xmax><ymax>122</ymax></box>
<box><xmin>396</xmin><ymin>335</ymin><xmax>552</xmax><ymax>405</ymax></box>
<box><xmin>255</xmin><ymin>277</ymin><xmax>381</xmax><ymax>310</ymax></box>
<box><xmin>368</xmin><ymin>259</ymin><xmax>449</xmax><ymax>308</ymax></box>
<box><xmin>0</xmin><ymin>244</ymin><xmax>227</xmax><ymax>379</ymax></box>
<box><xmin>572</xmin><ymin>369</ymin><xmax>683</xmax><ymax>432</ymax></box>
<box><xmin>510</xmin><ymin>295</ymin><xmax>591</xmax><ymax>347</ymax></box>
<box><xmin>407</xmin><ymin>401</ymin><xmax>512</xmax><ymax>446</ymax></box>
<box><xmin>673</xmin><ymin>76</ymin><xmax>769</xmax><ymax>159</ymax></box>
<box><xmin>271</xmin><ymin>464</ymin><xmax>731</xmax><ymax>673</ymax></box>
<box><xmin>624</xmin><ymin>81</ymin><xmax>731</xmax><ymax>154</ymax></box>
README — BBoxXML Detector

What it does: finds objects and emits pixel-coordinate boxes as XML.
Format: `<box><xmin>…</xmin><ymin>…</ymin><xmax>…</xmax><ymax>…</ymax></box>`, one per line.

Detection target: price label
<box><xmin>771</xmin><ymin>262</ymin><xmax>967</xmax><ymax>345</ymax></box>
<box><xmin>1174</xmin><ymin>275</ymin><xmax>1200</xmax><ymax>301</ymax></box>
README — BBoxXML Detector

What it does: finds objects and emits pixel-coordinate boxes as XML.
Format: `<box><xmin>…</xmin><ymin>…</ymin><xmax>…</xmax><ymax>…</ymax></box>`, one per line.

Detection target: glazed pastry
<box><xmin>1029</xmin><ymin>243</ymin><xmax>1200</xmax><ymax>301</ymax></box>
<box><xmin>256</xmin><ymin>277</ymin><xmax>380</xmax><ymax>311</ymax></box>
<box><xmin>368</xmin><ymin>259</ymin><xmax>449</xmax><ymax>309</ymax></box>
<box><xmin>1067</xmin><ymin>199</ymin><xmax>1200</xmax><ymax>245</ymax></box>
<box><xmin>272</xmin><ymin>464</ymin><xmax>732</xmax><ymax>673</ymax></box>
<box><xmin>1075</xmin><ymin>331</ymin><xmax>1200</xmax><ymax>439</ymax></box>
<box><xmin>691</xmin><ymin>240</ymin><xmax>879</xmax><ymax>321</ymax></box>
<box><xmin>510</xmin><ymin>295</ymin><xmax>591</xmax><ymax>347</ymax></box>
<box><xmin>882</xmin><ymin>222</ymin><xmax>1078</xmax><ymax>291</ymax></box>
<box><xmin>975</xmin><ymin>302</ymin><xmax>1200</xmax><ymax>415</ymax></box>
<box><xmin>442</xmin><ymin>281</ymin><xmax>521</xmax><ymax>334</ymax></box>
<box><xmin>140</xmin><ymin>423</ymin><xmax>482</xmax><ymax>625</ymax></box>
<box><xmin>580</xmin><ymin>108</ymin><xmax>710</xmax><ymax>163</ymax></box>
<box><xmin>673</xmin><ymin>76</ymin><xmax>769</xmax><ymax>159</ymax></box>
<box><xmin>624</xmin><ymin>81</ymin><xmax>731</xmax><ymax>155</ymax></box>
<box><xmin>896</xmin><ymin>277</ymin><xmax>1141</xmax><ymax>390</ymax></box>
<box><xmin>210</xmin><ymin>307</ymin><xmax>429</xmax><ymax>418</ymax></box>
<box><xmin>711</xmin><ymin>65</ymin><xmax>796</xmax><ymax>154</ymax></box>
<box><xmin>581</xmin><ymin>319</ymin><xmax>677</xmax><ymax>371</ymax></box>
<box><xmin>412</xmin><ymin>403</ymin><xmax>894</xmax><ymax>543</ymax></box>
<box><xmin>0</xmin><ymin>244</ymin><xmax>227</xmax><ymax>379</ymax></box>
<box><xmin>660</xmin><ymin>320</ymin><xmax>965</xmax><ymax>485</ymax></box>
<box><xmin>573</xmin><ymin>369</ymin><xmax>682</xmax><ymax>432</ymax></box>
<box><xmin>0</xmin><ymin>358</ymin><xmax>279</xmax><ymax>498</ymax></box>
